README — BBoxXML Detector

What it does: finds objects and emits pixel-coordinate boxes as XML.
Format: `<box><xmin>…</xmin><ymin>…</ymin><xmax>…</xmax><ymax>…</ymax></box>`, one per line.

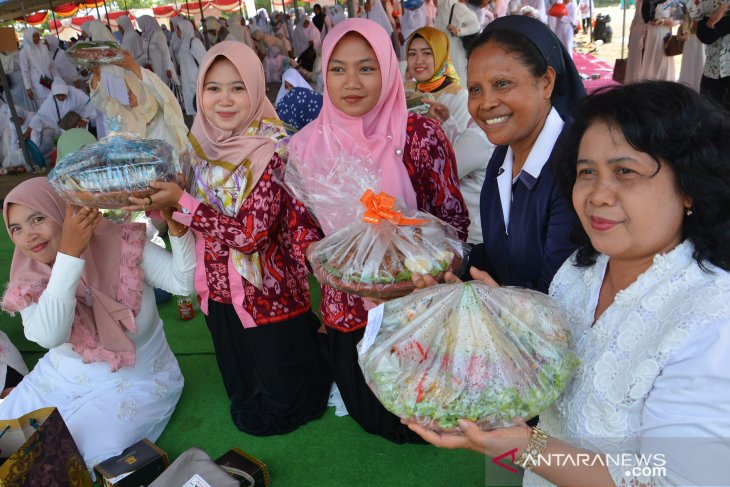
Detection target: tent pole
<box><xmin>21</xmin><ymin>0</ymin><xmax>29</xmax><ymax>28</ymax></box>
<box><xmin>49</xmin><ymin>0</ymin><xmax>61</xmax><ymax>36</ymax></box>
<box><xmin>621</xmin><ymin>0</ymin><xmax>627</xmax><ymax>59</ymax></box>
<box><xmin>199</xmin><ymin>0</ymin><xmax>210</xmax><ymax>49</ymax></box>
<box><xmin>102</xmin><ymin>0</ymin><xmax>112</xmax><ymax>29</ymax></box>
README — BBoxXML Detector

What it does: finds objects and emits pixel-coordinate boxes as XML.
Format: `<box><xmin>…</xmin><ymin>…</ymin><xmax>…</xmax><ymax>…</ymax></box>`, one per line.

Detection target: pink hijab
<box><xmin>288</xmin><ymin>18</ymin><xmax>417</xmax><ymax>233</ymax></box>
<box><xmin>1</xmin><ymin>178</ymin><xmax>145</xmax><ymax>372</ymax></box>
<box><xmin>189</xmin><ymin>41</ymin><xmax>279</xmax><ymax>203</ymax></box>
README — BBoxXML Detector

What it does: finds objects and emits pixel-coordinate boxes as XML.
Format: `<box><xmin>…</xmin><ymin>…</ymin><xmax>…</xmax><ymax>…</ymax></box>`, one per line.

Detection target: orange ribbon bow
<box><xmin>360</xmin><ymin>189</ymin><xmax>427</xmax><ymax>226</ymax></box>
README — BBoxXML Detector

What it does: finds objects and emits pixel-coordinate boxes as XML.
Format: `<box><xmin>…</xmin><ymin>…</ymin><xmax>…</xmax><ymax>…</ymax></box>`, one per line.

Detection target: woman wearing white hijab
<box><xmin>0</xmin><ymin>104</ymin><xmax>36</xmax><ymax>173</ymax></box>
<box><xmin>118</xmin><ymin>15</ymin><xmax>144</xmax><ymax>64</ymax></box>
<box><xmin>0</xmin><ymin>47</ymin><xmax>34</xmax><ymax>112</ymax></box>
<box><xmin>292</xmin><ymin>15</ymin><xmax>320</xmax><ymax>71</ymax></box>
<box><xmin>137</xmin><ymin>15</ymin><xmax>175</xmax><ymax>83</ymax></box>
<box><xmin>330</xmin><ymin>4</ymin><xmax>347</xmax><ymax>25</ymax></box>
<box><xmin>176</xmin><ymin>19</ymin><xmax>206</xmax><ymax>115</ymax></box>
<box><xmin>44</xmin><ymin>35</ymin><xmax>78</xmax><ymax>85</ymax></box>
<box><xmin>359</xmin><ymin>0</ymin><xmax>394</xmax><ymax>35</ymax></box>
<box><xmin>227</xmin><ymin>14</ymin><xmax>255</xmax><ymax>48</ymax></box>
<box><xmin>253</xmin><ymin>9</ymin><xmax>272</xmax><ymax>35</ymax></box>
<box><xmin>275</xmin><ymin>68</ymin><xmax>311</xmax><ymax>105</ymax></box>
<box><xmin>18</xmin><ymin>28</ymin><xmax>60</xmax><ymax>108</ymax></box>
<box><xmin>434</xmin><ymin>0</ymin><xmax>481</xmax><ymax>82</ymax></box>
<box><xmin>29</xmin><ymin>78</ymin><xmax>95</xmax><ymax>152</ymax></box>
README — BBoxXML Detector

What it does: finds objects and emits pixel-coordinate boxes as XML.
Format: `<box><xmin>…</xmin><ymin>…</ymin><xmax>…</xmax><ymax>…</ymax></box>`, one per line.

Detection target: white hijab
<box><xmin>227</xmin><ymin>14</ymin><xmax>253</xmax><ymax>47</ymax></box>
<box><xmin>137</xmin><ymin>15</ymin><xmax>161</xmax><ymax>41</ymax></box>
<box><xmin>21</xmin><ymin>28</ymin><xmax>54</xmax><ymax>78</ymax></box>
<box><xmin>35</xmin><ymin>78</ymin><xmax>89</xmax><ymax>128</ymax></box>
<box><xmin>117</xmin><ymin>16</ymin><xmax>143</xmax><ymax>57</ymax></box>
<box><xmin>363</xmin><ymin>1</ymin><xmax>394</xmax><ymax>35</ymax></box>
<box><xmin>292</xmin><ymin>15</ymin><xmax>320</xmax><ymax>57</ymax></box>
<box><xmin>45</xmin><ymin>35</ymin><xmax>78</xmax><ymax>83</ymax></box>
<box><xmin>87</xmin><ymin>20</ymin><xmax>119</xmax><ymax>44</ymax></box>
<box><xmin>178</xmin><ymin>18</ymin><xmax>197</xmax><ymax>52</ymax></box>
<box><xmin>275</xmin><ymin>68</ymin><xmax>312</xmax><ymax>105</ymax></box>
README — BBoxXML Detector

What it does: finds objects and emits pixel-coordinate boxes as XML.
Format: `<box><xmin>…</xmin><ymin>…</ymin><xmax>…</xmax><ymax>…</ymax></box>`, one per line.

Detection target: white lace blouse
<box><xmin>524</xmin><ymin>241</ymin><xmax>730</xmax><ymax>486</ymax></box>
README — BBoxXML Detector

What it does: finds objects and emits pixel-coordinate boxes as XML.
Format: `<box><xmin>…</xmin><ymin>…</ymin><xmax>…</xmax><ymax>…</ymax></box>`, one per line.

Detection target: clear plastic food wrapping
<box><xmin>309</xmin><ymin>190</ymin><xmax>468</xmax><ymax>299</ymax></box>
<box><xmin>66</xmin><ymin>41</ymin><xmax>124</xmax><ymax>67</ymax></box>
<box><xmin>358</xmin><ymin>282</ymin><xmax>579</xmax><ymax>432</ymax></box>
<box><xmin>48</xmin><ymin>135</ymin><xmax>179</xmax><ymax>209</ymax></box>
<box><xmin>282</xmin><ymin>125</ymin><xmax>468</xmax><ymax>299</ymax></box>
<box><xmin>405</xmin><ymin>89</ymin><xmax>433</xmax><ymax>115</ymax></box>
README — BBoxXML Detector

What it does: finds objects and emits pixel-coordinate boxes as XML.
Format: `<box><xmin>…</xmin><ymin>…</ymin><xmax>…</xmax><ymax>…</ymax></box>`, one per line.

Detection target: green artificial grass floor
<box><xmin>0</xmin><ymin>221</ymin><xmax>519</xmax><ymax>486</ymax></box>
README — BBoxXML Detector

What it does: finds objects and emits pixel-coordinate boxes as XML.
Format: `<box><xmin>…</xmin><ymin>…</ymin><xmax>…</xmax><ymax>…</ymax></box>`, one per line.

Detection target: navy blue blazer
<box><xmin>469</xmin><ymin>125</ymin><xmax>580</xmax><ymax>293</ymax></box>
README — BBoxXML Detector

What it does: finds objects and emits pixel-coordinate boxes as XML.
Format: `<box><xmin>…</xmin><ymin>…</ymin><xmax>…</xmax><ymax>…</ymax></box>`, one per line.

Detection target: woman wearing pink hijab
<box><xmin>127</xmin><ymin>41</ymin><xmax>331</xmax><ymax>436</ymax></box>
<box><xmin>0</xmin><ymin>178</ymin><xmax>195</xmax><ymax>470</ymax></box>
<box><xmin>288</xmin><ymin>18</ymin><xmax>469</xmax><ymax>443</ymax></box>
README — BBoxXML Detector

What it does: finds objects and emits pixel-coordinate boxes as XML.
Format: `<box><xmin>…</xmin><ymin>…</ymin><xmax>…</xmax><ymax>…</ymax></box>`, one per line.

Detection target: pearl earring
<box><xmin>685</xmin><ymin>207</ymin><xmax>693</xmax><ymax>216</ymax></box>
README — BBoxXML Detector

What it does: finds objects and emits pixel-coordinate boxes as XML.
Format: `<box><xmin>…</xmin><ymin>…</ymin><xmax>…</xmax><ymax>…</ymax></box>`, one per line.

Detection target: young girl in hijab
<box><xmin>275</xmin><ymin>69</ymin><xmax>323</xmax><ymax>134</ymax></box>
<box><xmin>292</xmin><ymin>16</ymin><xmax>321</xmax><ymax>72</ymax></box>
<box><xmin>405</xmin><ymin>26</ymin><xmax>493</xmax><ymax>243</ymax></box>
<box><xmin>0</xmin><ymin>178</ymin><xmax>195</xmax><ymax>470</ymax></box>
<box><xmin>44</xmin><ymin>35</ymin><xmax>79</xmax><ymax>86</ymax></box>
<box><xmin>176</xmin><ymin>19</ymin><xmax>206</xmax><ymax>116</ymax></box>
<box><xmin>227</xmin><ymin>14</ymin><xmax>255</xmax><ymax>49</ymax></box>
<box><xmin>19</xmin><ymin>28</ymin><xmax>60</xmax><ymax>108</ymax></box>
<box><xmin>137</xmin><ymin>15</ymin><xmax>175</xmax><ymax>83</ymax></box>
<box><xmin>125</xmin><ymin>41</ymin><xmax>331</xmax><ymax>436</ymax></box>
<box><xmin>117</xmin><ymin>15</ymin><xmax>144</xmax><ymax>65</ymax></box>
<box><xmin>288</xmin><ymin>19</ymin><xmax>469</xmax><ymax>444</ymax></box>
<box><xmin>29</xmin><ymin>78</ymin><xmax>95</xmax><ymax>157</ymax></box>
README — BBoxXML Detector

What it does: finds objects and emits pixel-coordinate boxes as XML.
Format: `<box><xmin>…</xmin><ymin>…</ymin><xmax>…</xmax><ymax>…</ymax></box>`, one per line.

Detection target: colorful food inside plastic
<box><xmin>359</xmin><ymin>282</ymin><xmax>580</xmax><ymax>431</ymax></box>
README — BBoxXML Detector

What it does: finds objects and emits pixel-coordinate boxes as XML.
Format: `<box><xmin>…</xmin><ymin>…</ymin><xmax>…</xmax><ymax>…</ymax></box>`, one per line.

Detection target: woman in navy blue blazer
<box><xmin>459</xmin><ymin>15</ymin><xmax>585</xmax><ymax>292</ymax></box>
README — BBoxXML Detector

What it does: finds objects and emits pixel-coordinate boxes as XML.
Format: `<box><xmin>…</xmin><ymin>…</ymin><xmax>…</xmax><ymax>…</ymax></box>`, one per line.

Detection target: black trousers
<box><xmin>206</xmin><ymin>302</ymin><xmax>331</xmax><ymax>436</ymax></box>
<box><xmin>700</xmin><ymin>75</ymin><xmax>730</xmax><ymax>112</ymax></box>
<box><xmin>325</xmin><ymin>326</ymin><xmax>426</xmax><ymax>444</ymax></box>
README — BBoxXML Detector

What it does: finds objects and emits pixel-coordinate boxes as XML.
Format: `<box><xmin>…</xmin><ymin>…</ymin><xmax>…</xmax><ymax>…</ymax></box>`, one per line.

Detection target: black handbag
<box><xmin>449</xmin><ymin>5</ymin><xmax>480</xmax><ymax>53</ymax></box>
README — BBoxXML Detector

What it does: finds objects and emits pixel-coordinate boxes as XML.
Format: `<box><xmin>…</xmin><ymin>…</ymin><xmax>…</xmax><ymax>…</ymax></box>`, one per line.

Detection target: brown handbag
<box><xmin>613</xmin><ymin>58</ymin><xmax>627</xmax><ymax>83</ymax></box>
<box><xmin>663</xmin><ymin>32</ymin><xmax>685</xmax><ymax>56</ymax></box>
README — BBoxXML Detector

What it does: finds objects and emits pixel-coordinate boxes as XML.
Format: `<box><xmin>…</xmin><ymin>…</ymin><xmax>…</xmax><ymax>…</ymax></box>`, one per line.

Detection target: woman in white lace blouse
<box><xmin>408</xmin><ymin>81</ymin><xmax>730</xmax><ymax>486</ymax></box>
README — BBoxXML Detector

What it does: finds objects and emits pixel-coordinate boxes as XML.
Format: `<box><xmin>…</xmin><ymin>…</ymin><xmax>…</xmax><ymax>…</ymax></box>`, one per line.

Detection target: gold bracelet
<box><xmin>169</xmin><ymin>226</ymin><xmax>188</xmax><ymax>238</ymax></box>
<box><xmin>514</xmin><ymin>427</ymin><xmax>548</xmax><ymax>471</ymax></box>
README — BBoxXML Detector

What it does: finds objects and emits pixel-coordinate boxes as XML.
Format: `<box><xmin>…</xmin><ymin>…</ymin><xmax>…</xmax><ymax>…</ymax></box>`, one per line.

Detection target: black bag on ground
<box><xmin>593</xmin><ymin>13</ymin><xmax>613</xmax><ymax>43</ymax></box>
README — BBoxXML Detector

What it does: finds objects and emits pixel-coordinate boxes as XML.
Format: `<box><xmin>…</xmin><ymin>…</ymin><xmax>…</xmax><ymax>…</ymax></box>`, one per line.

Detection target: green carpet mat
<box><xmin>0</xmin><ymin>218</ymin><xmax>518</xmax><ymax>486</ymax></box>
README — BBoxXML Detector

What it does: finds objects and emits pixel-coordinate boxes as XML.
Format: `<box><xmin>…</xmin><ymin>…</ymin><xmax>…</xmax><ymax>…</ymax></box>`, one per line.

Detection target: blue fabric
<box><xmin>25</xmin><ymin>140</ymin><xmax>45</xmax><ymax>168</ymax></box>
<box><xmin>470</xmin><ymin>124</ymin><xmax>580</xmax><ymax>293</ymax></box>
<box><xmin>275</xmin><ymin>87</ymin><xmax>323</xmax><ymax>134</ymax></box>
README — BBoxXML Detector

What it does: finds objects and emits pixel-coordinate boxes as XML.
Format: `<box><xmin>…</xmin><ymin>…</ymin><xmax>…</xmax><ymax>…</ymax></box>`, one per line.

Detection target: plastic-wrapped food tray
<box><xmin>66</xmin><ymin>41</ymin><xmax>124</xmax><ymax>67</ymax></box>
<box><xmin>359</xmin><ymin>282</ymin><xmax>580</xmax><ymax>432</ymax></box>
<box><xmin>48</xmin><ymin>135</ymin><xmax>178</xmax><ymax>209</ymax></box>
